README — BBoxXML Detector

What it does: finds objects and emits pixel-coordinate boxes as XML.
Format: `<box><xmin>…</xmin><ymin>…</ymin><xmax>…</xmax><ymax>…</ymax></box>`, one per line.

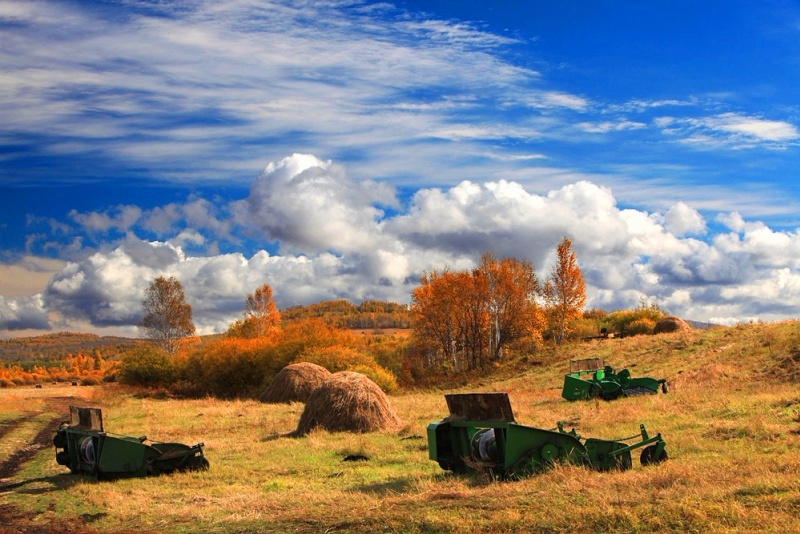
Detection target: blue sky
<box><xmin>2</xmin><ymin>0</ymin><xmax>800</xmax><ymax>338</ymax></box>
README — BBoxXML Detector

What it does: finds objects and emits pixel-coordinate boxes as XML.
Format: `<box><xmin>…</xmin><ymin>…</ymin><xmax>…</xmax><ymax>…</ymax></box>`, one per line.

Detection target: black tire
<box><xmin>53</xmin><ymin>431</ymin><xmax>67</xmax><ymax>449</ymax></box>
<box><xmin>55</xmin><ymin>450</ymin><xmax>71</xmax><ymax>467</ymax></box>
<box><xmin>640</xmin><ymin>444</ymin><xmax>668</xmax><ymax>466</ymax></box>
<box><xmin>192</xmin><ymin>456</ymin><xmax>210</xmax><ymax>471</ymax></box>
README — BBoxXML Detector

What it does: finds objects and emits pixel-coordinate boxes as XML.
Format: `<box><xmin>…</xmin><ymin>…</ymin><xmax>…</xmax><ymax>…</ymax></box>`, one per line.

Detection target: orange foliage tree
<box><xmin>411</xmin><ymin>269</ymin><xmax>464</xmax><ymax>372</ymax></box>
<box><xmin>178</xmin><ymin>336</ymin><xmax>282</xmax><ymax>398</ymax></box>
<box><xmin>176</xmin><ymin>318</ymin><xmax>397</xmax><ymax>398</ymax></box>
<box><xmin>0</xmin><ymin>352</ymin><xmax>117</xmax><ymax>387</ymax></box>
<box><xmin>227</xmin><ymin>283</ymin><xmax>282</xmax><ymax>338</ymax></box>
<box><xmin>411</xmin><ymin>254</ymin><xmax>543</xmax><ymax>374</ymax></box>
<box><xmin>543</xmin><ymin>237</ymin><xmax>586</xmax><ymax>344</ymax></box>
<box><xmin>480</xmin><ymin>252</ymin><xmax>542</xmax><ymax>361</ymax></box>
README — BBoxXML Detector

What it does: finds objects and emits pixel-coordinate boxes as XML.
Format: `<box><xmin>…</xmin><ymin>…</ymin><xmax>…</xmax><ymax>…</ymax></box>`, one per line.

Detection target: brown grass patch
<box><xmin>259</xmin><ymin>362</ymin><xmax>332</xmax><ymax>404</ymax></box>
<box><xmin>293</xmin><ymin>371</ymin><xmax>402</xmax><ymax>435</ymax></box>
<box><xmin>772</xmin><ymin>349</ymin><xmax>800</xmax><ymax>382</ymax></box>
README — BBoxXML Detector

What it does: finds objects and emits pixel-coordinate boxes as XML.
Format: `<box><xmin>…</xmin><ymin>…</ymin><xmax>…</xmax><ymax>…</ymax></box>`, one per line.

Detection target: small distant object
<box><xmin>583</xmin><ymin>327</ymin><xmax>625</xmax><ymax>341</ymax></box>
<box><xmin>35</xmin><ymin>383</ymin><xmax>43</xmax><ymax>389</ymax></box>
<box><xmin>343</xmin><ymin>454</ymin><xmax>370</xmax><ymax>462</ymax></box>
<box><xmin>562</xmin><ymin>358</ymin><xmax>668</xmax><ymax>401</ymax></box>
<box><xmin>71</xmin><ymin>381</ymin><xmax>78</xmax><ymax>386</ymax></box>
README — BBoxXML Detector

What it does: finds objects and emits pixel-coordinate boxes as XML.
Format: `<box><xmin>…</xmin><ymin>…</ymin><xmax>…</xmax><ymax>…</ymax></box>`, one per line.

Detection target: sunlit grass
<box><xmin>2</xmin><ymin>322</ymin><xmax>800</xmax><ymax>532</ymax></box>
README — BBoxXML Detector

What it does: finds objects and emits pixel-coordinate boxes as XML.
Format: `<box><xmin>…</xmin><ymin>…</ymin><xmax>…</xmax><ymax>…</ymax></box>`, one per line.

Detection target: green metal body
<box><xmin>428</xmin><ymin>393</ymin><xmax>667</xmax><ymax>479</ymax></box>
<box><xmin>53</xmin><ymin>406</ymin><xmax>208</xmax><ymax>479</ymax></box>
<box><xmin>562</xmin><ymin>359</ymin><xmax>668</xmax><ymax>401</ymax></box>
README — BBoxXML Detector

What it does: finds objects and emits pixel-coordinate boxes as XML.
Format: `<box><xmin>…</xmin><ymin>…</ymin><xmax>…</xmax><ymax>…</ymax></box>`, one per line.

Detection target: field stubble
<box><xmin>2</xmin><ymin>322</ymin><xmax>800</xmax><ymax>532</ymax></box>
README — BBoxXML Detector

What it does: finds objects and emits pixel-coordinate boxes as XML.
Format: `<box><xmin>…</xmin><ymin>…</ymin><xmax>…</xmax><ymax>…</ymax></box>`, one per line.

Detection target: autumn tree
<box><xmin>411</xmin><ymin>269</ymin><xmax>461</xmax><ymax>371</ymax></box>
<box><xmin>480</xmin><ymin>253</ymin><xmax>542</xmax><ymax>361</ymax></box>
<box><xmin>227</xmin><ymin>283</ymin><xmax>281</xmax><ymax>338</ymax></box>
<box><xmin>460</xmin><ymin>269</ymin><xmax>490</xmax><ymax>370</ymax></box>
<box><xmin>543</xmin><ymin>237</ymin><xmax>586</xmax><ymax>344</ymax></box>
<box><xmin>139</xmin><ymin>276</ymin><xmax>195</xmax><ymax>355</ymax></box>
<box><xmin>410</xmin><ymin>254</ymin><xmax>543</xmax><ymax>374</ymax></box>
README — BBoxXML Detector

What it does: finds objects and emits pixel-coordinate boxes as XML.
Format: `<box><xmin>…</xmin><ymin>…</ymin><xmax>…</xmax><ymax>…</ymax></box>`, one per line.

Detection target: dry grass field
<box><xmin>1</xmin><ymin>321</ymin><xmax>799</xmax><ymax>533</ymax></box>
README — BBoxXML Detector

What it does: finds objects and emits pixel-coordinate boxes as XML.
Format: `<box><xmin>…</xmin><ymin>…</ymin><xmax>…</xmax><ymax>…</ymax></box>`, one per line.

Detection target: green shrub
<box><xmin>118</xmin><ymin>345</ymin><xmax>176</xmax><ymax>387</ymax></box>
<box><xmin>605</xmin><ymin>307</ymin><xmax>666</xmax><ymax>336</ymax></box>
<box><xmin>179</xmin><ymin>337</ymin><xmax>289</xmax><ymax>399</ymax></box>
<box><xmin>349</xmin><ymin>364</ymin><xmax>398</xmax><ymax>393</ymax></box>
<box><xmin>570</xmin><ymin>317</ymin><xmax>605</xmax><ymax>339</ymax></box>
<box><xmin>295</xmin><ymin>345</ymin><xmax>375</xmax><ymax>372</ymax></box>
<box><xmin>627</xmin><ymin>318</ymin><xmax>657</xmax><ymax>336</ymax></box>
<box><xmin>296</xmin><ymin>345</ymin><xmax>399</xmax><ymax>392</ymax></box>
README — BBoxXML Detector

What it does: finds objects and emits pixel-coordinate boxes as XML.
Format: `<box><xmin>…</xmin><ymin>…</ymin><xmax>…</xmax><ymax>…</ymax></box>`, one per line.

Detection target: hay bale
<box><xmin>259</xmin><ymin>362</ymin><xmax>332</xmax><ymax>404</ymax></box>
<box><xmin>654</xmin><ymin>316</ymin><xmax>692</xmax><ymax>334</ymax></box>
<box><xmin>294</xmin><ymin>371</ymin><xmax>402</xmax><ymax>435</ymax></box>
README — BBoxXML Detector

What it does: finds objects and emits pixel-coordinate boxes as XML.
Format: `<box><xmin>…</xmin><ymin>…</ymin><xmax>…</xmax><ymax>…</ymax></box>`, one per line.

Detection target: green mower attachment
<box><xmin>562</xmin><ymin>358</ymin><xmax>668</xmax><ymax>401</ymax></box>
<box><xmin>53</xmin><ymin>406</ymin><xmax>209</xmax><ymax>479</ymax></box>
<box><xmin>427</xmin><ymin>393</ymin><xmax>667</xmax><ymax>479</ymax></box>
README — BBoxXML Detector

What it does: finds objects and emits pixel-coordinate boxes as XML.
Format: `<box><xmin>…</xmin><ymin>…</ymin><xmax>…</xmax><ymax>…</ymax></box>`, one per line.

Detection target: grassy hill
<box><xmin>0</xmin><ymin>320</ymin><xmax>798</xmax><ymax>532</ymax></box>
<box><xmin>281</xmin><ymin>299</ymin><xmax>410</xmax><ymax>329</ymax></box>
<box><xmin>0</xmin><ymin>299</ymin><xmax>410</xmax><ymax>363</ymax></box>
<box><xmin>0</xmin><ymin>332</ymin><xmax>145</xmax><ymax>364</ymax></box>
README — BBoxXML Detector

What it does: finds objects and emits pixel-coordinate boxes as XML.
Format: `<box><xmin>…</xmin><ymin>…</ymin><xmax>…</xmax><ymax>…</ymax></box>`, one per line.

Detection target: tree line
<box><xmin>127</xmin><ymin>237</ymin><xmax>589</xmax><ymax>395</ymax></box>
<box><xmin>1</xmin><ymin>236</ymin><xmax>673</xmax><ymax>392</ymax></box>
<box><xmin>409</xmin><ymin>238</ymin><xmax>585</xmax><ymax>374</ymax></box>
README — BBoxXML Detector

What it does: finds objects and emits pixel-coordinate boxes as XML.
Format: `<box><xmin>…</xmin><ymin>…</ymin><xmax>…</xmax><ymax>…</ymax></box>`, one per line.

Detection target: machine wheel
<box><xmin>540</xmin><ymin>443</ymin><xmax>559</xmax><ymax>463</ymax></box>
<box><xmin>55</xmin><ymin>450</ymin><xmax>71</xmax><ymax>467</ymax></box>
<box><xmin>187</xmin><ymin>456</ymin><xmax>210</xmax><ymax>471</ymax></box>
<box><xmin>53</xmin><ymin>431</ymin><xmax>67</xmax><ymax>449</ymax></box>
<box><xmin>640</xmin><ymin>444</ymin><xmax>668</xmax><ymax>466</ymax></box>
<box><xmin>661</xmin><ymin>382</ymin><xmax>669</xmax><ymax>394</ymax></box>
<box><xmin>598</xmin><ymin>386</ymin><xmax>623</xmax><ymax>401</ymax></box>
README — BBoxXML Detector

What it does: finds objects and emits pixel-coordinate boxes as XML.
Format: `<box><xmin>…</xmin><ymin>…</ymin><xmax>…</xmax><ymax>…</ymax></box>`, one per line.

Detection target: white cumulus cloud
<box><xmin>4</xmin><ymin>154</ymin><xmax>800</xmax><ymax>337</ymax></box>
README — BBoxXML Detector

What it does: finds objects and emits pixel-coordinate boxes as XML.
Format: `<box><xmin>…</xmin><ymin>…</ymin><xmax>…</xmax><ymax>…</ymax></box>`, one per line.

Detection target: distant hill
<box><xmin>0</xmin><ymin>332</ymin><xmax>145</xmax><ymax>364</ymax></box>
<box><xmin>685</xmin><ymin>319</ymin><xmax>722</xmax><ymax>330</ymax></box>
<box><xmin>0</xmin><ymin>300</ymin><xmax>411</xmax><ymax>364</ymax></box>
<box><xmin>281</xmin><ymin>299</ymin><xmax>410</xmax><ymax>329</ymax></box>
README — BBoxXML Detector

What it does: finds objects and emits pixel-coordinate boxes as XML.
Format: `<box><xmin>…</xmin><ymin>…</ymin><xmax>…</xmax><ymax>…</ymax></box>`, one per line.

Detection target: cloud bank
<box><xmin>3</xmin><ymin>153</ymin><xmax>800</xmax><ymax>337</ymax></box>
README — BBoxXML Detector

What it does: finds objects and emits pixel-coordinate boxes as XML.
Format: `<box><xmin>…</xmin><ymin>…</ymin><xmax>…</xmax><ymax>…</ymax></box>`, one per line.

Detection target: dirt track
<box><xmin>0</xmin><ymin>395</ymin><xmax>98</xmax><ymax>534</ymax></box>
<box><xmin>0</xmin><ymin>412</ymin><xmax>41</xmax><ymax>443</ymax></box>
<box><xmin>0</xmin><ymin>397</ymin><xmax>75</xmax><ymax>481</ymax></box>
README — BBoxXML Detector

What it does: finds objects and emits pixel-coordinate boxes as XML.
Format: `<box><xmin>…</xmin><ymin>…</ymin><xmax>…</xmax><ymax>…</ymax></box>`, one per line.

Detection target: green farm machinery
<box><xmin>427</xmin><ymin>393</ymin><xmax>667</xmax><ymax>479</ymax></box>
<box><xmin>53</xmin><ymin>406</ymin><xmax>209</xmax><ymax>479</ymax></box>
<box><xmin>562</xmin><ymin>358</ymin><xmax>668</xmax><ymax>401</ymax></box>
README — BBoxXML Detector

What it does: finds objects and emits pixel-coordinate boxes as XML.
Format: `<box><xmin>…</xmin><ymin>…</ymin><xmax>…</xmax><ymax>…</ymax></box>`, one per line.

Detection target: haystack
<box><xmin>654</xmin><ymin>316</ymin><xmax>692</xmax><ymax>334</ymax></box>
<box><xmin>293</xmin><ymin>371</ymin><xmax>402</xmax><ymax>435</ymax></box>
<box><xmin>259</xmin><ymin>362</ymin><xmax>332</xmax><ymax>404</ymax></box>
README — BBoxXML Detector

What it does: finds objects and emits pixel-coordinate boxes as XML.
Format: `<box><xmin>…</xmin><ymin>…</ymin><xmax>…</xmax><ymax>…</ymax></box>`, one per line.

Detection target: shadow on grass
<box><xmin>0</xmin><ymin>472</ymin><xmax>84</xmax><ymax>495</ymax></box>
<box><xmin>355</xmin><ymin>471</ymin><xmax>495</xmax><ymax>495</ymax></box>
<box><xmin>355</xmin><ymin>476</ymin><xmax>418</xmax><ymax>495</ymax></box>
